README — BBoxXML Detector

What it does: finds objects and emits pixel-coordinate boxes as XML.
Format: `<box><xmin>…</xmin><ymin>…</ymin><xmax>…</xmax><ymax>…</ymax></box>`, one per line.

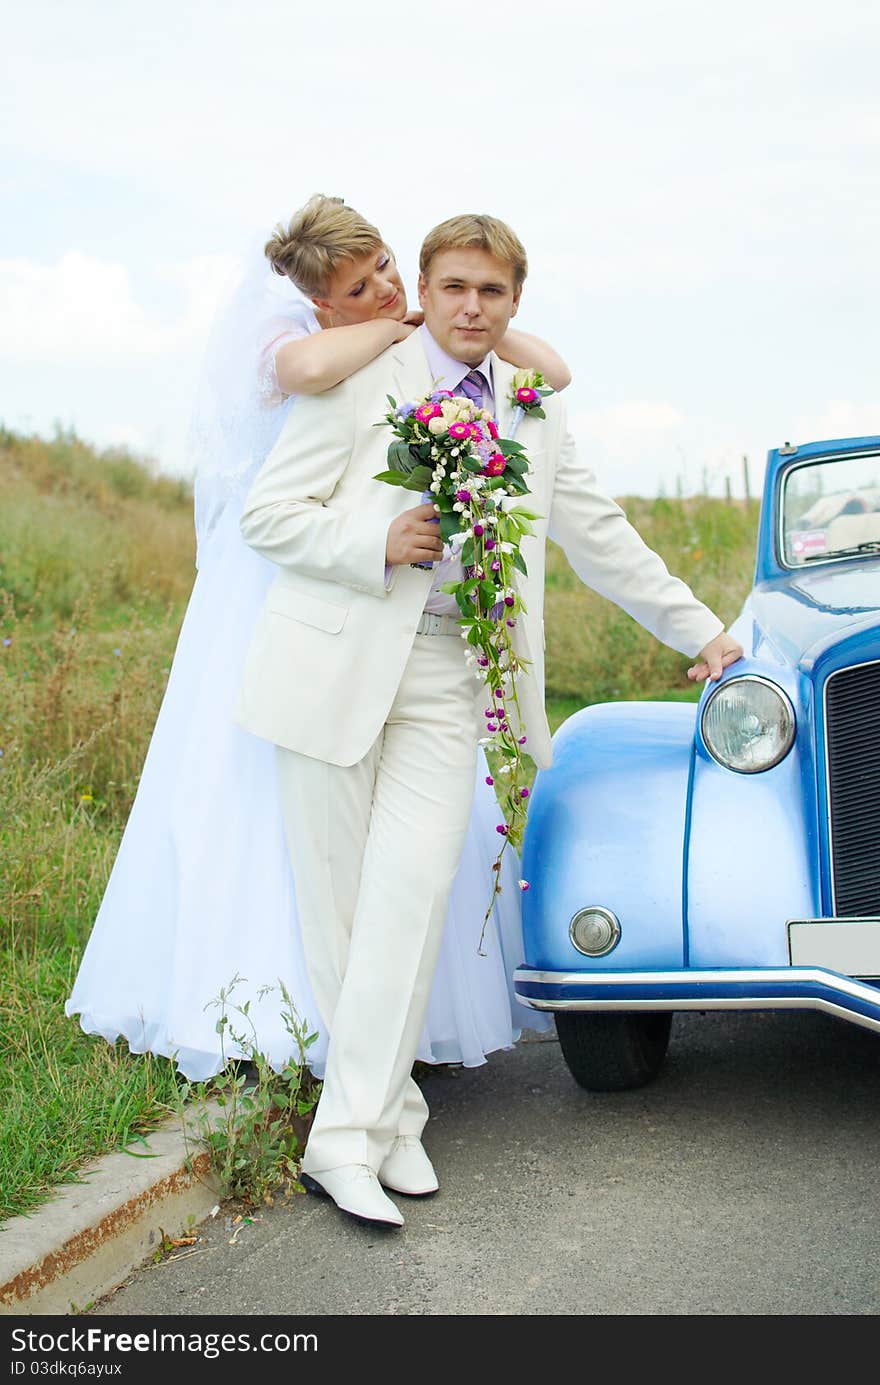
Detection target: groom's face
<box><xmin>418</xmin><ymin>247</ymin><xmax>521</xmax><ymax>365</ymax></box>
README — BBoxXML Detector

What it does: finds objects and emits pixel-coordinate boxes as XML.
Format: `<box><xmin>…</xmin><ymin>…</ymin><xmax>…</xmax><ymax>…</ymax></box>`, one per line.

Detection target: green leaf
<box><xmin>372</xmin><ymin>469</ymin><xmax>411</xmax><ymax>488</ymax></box>
<box><xmin>512</xmin><ymin>549</ymin><xmax>529</xmax><ymax>575</ymax></box>
<box><xmin>375</xmin><ymin>466</ymin><xmax>432</xmax><ymax>493</ymax></box>
<box><xmin>439</xmin><ymin>512</ymin><xmax>461</xmax><ymax>544</ymax></box>
<box><xmin>387</xmin><ymin>440</ymin><xmax>417</xmax><ymax>471</ymax></box>
<box><xmin>386</xmin><ymin>394</ymin><xmax>398</xmax><ymax>409</ymax></box>
<box><xmin>461</xmin><ymin>538</ymin><xmax>475</xmax><ymax>568</ymax></box>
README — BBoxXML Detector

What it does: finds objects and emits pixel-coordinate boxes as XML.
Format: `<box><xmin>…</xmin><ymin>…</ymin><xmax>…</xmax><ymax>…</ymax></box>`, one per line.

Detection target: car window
<box><xmin>782</xmin><ymin>452</ymin><xmax>880</xmax><ymax>565</ymax></box>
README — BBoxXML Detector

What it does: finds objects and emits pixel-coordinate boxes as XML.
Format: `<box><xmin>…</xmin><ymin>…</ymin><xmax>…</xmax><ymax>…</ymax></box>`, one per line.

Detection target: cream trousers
<box><xmin>276</xmin><ymin>630</ymin><xmax>480</xmax><ymax>1173</ymax></box>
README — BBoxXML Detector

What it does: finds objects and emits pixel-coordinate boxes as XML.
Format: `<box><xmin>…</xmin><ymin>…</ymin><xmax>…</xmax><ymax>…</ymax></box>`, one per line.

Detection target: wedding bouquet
<box><xmin>375</xmin><ymin>376</ymin><xmax>548</xmax><ymax>946</ymax></box>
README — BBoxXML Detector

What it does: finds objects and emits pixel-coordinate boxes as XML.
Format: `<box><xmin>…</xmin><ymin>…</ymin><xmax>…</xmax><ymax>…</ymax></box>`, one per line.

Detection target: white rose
<box><xmin>428</xmin><ymin>416</ymin><xmax>447</xmax><ymax>435</ymax></box>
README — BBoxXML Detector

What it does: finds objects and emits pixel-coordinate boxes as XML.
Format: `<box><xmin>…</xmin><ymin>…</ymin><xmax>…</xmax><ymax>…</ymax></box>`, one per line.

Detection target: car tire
<box><xmin>555</xmin><ymin>1011</ymin><xmax>674</xmax><ymax>1091</ymax></box>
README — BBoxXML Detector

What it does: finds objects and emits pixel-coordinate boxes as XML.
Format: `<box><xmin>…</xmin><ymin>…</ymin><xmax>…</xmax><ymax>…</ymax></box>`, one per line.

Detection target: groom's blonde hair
<box><xmin>265</xmin><ymin>194</ymin><xmax>384</xmax><ymax>297</ymax></box>
<box><xmin>419</xmin><ymin>215</ymin><xmax>528</xmax><ymax>289</ymax></box>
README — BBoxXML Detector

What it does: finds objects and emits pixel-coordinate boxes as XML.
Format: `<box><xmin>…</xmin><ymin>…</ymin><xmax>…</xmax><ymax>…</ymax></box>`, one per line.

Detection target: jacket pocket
<box><xmin>267</xmin><ymin>586</ymin><xmax>349</xmax><ymax>634</ymax></box>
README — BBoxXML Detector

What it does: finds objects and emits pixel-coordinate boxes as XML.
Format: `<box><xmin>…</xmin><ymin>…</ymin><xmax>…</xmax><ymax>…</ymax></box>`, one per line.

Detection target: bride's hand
<box><xmin>389</xmin><ymin>316</ymin><xmax>420</xmax><ymax>343</ymax></box>
<box><xmin>389</xmin><ymin>310</ymin><xmax>424</xmax><ymax>341</ymax></box>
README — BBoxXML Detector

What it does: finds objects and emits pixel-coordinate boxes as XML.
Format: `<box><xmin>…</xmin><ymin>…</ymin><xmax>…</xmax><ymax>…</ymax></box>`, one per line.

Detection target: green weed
<box><xmin>178</xmin><ymin>976</ymin><xmax>321</xmax><ymax>1208</ymax></box>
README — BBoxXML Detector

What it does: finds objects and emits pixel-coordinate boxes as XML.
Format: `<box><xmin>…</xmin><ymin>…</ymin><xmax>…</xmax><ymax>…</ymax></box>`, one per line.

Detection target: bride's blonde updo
<box><xmin>264</xmin><ymin>195</ymin><xmax>384</xmax><ymax>298</ymax></box>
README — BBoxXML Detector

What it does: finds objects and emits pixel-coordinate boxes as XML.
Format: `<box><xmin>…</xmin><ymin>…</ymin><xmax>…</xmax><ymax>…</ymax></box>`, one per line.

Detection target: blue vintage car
<box><xmin>515</xmin><ymin>435</ymin><xmax>880</xmax><ymax>1089</ymax></box>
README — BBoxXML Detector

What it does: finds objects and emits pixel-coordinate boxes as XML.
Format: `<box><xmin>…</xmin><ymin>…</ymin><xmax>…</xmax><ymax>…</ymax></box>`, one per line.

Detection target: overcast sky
<box><xmin>3</xmin><ymin>0</ymin><xmax>878</xmax><ymax>499</ymax></box>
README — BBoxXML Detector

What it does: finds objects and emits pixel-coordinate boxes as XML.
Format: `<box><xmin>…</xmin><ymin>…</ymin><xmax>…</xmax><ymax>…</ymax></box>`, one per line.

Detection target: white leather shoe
<box><xmin>378</xmin><ymin>1137</ymin><xmax>439</xmax><ymax>1196</ymax></box>
<box><xmin>300</xmin><ymin>1164</ymin><xmax>404</xmax><ymax>1227</ymax></box>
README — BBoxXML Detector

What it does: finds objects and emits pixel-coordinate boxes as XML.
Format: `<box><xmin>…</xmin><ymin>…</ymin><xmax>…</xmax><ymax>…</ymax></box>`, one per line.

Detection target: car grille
<box><xmin>825</xmin><ymin>659</ymin><xmax>880</xmax><ymax>915</ymax></box>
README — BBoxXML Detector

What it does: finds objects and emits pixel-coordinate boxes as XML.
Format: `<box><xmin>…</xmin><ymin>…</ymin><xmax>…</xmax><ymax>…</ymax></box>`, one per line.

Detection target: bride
<box><xmin>66</xmin><ymin>195</ymin><xmax>566</xmax><ymax>1080</ymax></box>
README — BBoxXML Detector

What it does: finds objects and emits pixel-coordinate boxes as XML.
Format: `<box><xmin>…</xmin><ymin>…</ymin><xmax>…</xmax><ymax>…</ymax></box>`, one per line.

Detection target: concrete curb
<box><xmin>0</xmin><ymin>1106</ymin><xmax>224</xmax><ymax>1316</ymax></box>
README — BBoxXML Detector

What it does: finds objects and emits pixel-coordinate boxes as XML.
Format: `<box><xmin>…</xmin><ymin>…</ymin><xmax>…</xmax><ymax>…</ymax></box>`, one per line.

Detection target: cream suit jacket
<box><xmin>237</xmin><ymin>330</ymin><xmax>723</xmax><ymax>769</ymax></box>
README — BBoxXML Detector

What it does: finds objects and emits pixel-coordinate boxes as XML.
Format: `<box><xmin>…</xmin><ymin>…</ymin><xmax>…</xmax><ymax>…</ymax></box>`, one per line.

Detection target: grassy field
<box><xmin>0</xmin><ymin>428</ymin><xmax>758</xmax><ymax>1220</ymax></box>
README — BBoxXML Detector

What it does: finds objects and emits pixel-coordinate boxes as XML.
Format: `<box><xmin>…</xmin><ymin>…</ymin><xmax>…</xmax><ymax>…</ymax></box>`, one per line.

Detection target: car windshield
<box><xmin>781</xmin><ymin>452</ymin><xmax>880</xmax><ymax>566</ymax></box>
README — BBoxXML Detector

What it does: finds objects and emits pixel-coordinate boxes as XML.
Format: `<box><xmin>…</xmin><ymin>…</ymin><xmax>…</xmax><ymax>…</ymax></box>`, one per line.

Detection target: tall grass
<box><xmin>544</xmin><ymin>494</ymin><xmax>757</xmax><ymax>703</ymax></box>
<box><xmin>1</xmin><ymin>430</ymin><xmax>194</xmax><ymax>1219</ymax></box>
<box><xmin>0</xmin><ymin>428</ymin><xmax>759</xmax><ymax>1220</ymax></box>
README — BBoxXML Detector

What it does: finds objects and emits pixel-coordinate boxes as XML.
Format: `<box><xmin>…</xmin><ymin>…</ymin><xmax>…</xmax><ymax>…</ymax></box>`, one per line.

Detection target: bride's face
<box><xmin>314</xmin><ymin>246</ymin><xmax>407</xmax><ymax>325</ymax></box>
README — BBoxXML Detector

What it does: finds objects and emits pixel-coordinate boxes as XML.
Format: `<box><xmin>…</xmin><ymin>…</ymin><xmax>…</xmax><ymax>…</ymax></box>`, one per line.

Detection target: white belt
<box><xmin>415</xmin><ymin>612</ymin><xmax>461</xmax><ymax>636</ymax></box>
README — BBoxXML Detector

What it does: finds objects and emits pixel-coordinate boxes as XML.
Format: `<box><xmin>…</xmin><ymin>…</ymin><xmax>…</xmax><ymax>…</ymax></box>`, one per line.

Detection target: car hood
<box><xmin>734</xmin><ymin>557</ymin><xmax>880</xmax><ymax>669</ymax></box>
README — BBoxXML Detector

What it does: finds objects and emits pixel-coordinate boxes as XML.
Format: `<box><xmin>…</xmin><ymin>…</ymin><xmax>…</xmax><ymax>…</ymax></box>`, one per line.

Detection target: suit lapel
<box><xmin>489</xmin><ymin>353</ymin><xmax>517</xmax><ymax>436</ymax></box>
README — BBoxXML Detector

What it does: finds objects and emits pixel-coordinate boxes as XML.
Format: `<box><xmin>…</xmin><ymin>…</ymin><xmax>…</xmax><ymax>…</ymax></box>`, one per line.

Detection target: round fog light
<box><xmin>569</xmin><ymin>906</ymin><xmax>621</xmax><ymax>957</ymax></box>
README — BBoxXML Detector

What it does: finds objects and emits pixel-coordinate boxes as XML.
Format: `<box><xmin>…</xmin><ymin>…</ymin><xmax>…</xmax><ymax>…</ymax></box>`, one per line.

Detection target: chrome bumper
<box><xmin>513</xmin><ymin>967</ymin><xmax>880</xmax><ymax>1035</ymax></box>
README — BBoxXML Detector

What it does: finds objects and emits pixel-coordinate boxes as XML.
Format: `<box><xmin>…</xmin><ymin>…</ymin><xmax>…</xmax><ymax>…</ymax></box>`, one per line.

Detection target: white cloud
<box><xmin>790</xmin><ymin>400</ymin><xmax>880</xmax><ymax>447</ymax></box>
<box><xmin>573</xmin><ymin>401</ymin><xmax>686</xmax><ymax>447</ymax></box>
<box><xmin>0</xmin><ymin>252</ymin><xmax>238</xmax><ymax>363</ymax></box>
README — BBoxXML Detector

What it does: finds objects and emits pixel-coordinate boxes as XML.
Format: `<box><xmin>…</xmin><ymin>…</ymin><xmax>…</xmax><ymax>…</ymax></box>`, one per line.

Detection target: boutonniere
<box><xmin>374</xmin><ymin>388</ymin><xmax>544</xmax><ymax>949</ymax></box>
<box><xmin>507</xmin><ymin>368</ymin><xmax>554</xmax><ymax>431</ymax></box>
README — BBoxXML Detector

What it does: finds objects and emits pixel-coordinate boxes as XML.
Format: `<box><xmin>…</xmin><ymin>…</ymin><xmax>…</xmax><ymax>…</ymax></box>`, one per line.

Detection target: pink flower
<box><xmin>487</xmin><ymin>419</ymin><xmax>499</xmax><ymax>440</ymax></box>
<box><xmin>484</xmin><ymin>453</ymin><xmax>507</xmax><ymax>477</ymax></box>
<box><xmin>473</xmin><ymin>523</ymin><xmax>485</xmax><ymax>537</ymax></box>
<box><xmin>468</xmin><ymin>423</ymin><xmax>484</xmax><ymax>441</ymax></box>
<box><xmin>416</xmin><ymin>402</ymin><xmax>442</xmax><ymax>423</ymax></box>
<box><xmin>516</xmin><ymin>386</ymin><xmax>538</xmax><ymax>405</ymax></box>
<box><xmin>496</xmin><ymin>824</ymin><xmax>508</xmax><ymax>836</ymax></box>
<box><xmin>455</xmin><ymin>488</ymin><xmax>472</xmax><ymax>503</ymax></box>
<box><xmin>518</xmin><ymin>879</ymin><xmax>530</xmax><ymax>892</ymax></box>
<box><xmin>448</xmin><ymin>421</ymin><xmax>471</xmax><ymax>440</ymax></box>
<box><xmin>485</xmin><ymin>775</ymin><xmax>494</xmax><ymax>786</ymax></box>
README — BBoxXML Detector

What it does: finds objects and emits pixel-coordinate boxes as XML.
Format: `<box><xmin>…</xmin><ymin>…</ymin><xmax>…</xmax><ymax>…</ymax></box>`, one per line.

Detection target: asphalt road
<box><xmin>91</xmin><ymin>1012</ymin><xmax>880</xmax><ymax>1317</ymax></box>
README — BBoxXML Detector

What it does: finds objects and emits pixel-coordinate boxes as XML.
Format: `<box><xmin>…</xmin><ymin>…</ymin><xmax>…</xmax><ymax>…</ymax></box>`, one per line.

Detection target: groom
<box><xmin>238</xmin><ymin>214</ymin><xmax>742</xmax><ymax>1227</ymax></box>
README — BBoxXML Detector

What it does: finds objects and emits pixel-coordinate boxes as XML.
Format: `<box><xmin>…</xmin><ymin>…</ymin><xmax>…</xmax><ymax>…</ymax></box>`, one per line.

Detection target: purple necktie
<box><xmin>457</xmin><ymin>369</ymin><xmax>487</xmax><ymax>410</ymax></box>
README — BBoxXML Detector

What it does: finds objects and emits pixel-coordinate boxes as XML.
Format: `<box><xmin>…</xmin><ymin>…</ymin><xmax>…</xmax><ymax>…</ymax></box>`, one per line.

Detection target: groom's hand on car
<box><xmin>687</xmin><ymin>632</ymin><xmax>744</xmax><ymax>682</ymax></box>
<box><xmin>386</xmin><ymin>503</ymin><xmax>444</xmax><ymax>565</ymax></box>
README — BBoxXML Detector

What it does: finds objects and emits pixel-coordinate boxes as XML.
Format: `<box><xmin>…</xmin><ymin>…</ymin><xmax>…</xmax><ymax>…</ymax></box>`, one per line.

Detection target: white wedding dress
<box><xmin>65</xmin><ymin>266</ymin><xmax>548</xmax><ymax>1081</ymax></box>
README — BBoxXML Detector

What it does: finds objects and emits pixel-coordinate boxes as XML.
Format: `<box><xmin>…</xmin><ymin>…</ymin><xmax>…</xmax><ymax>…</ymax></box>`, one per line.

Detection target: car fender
<box><xmin>686</xmin><ymin>659</ymin><xmax>819</xmax><ymax>967</ymax></box>
<box><xmin>521</xmin><ymin>701</ymin><xmax>697</xmax><ymax>972</ymax></box>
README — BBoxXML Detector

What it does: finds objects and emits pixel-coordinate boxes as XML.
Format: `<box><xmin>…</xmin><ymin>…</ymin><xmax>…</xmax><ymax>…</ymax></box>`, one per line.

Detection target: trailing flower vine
<box><xmin>375</xmin><ymin>371</ymin><xmax>550</xmax><ymax>948</ymax></box>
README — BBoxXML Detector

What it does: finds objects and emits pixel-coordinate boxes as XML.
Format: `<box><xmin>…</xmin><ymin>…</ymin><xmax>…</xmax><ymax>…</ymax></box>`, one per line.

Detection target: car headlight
<box><xmin>701</xmin><ymin>675</ymin><xmax>796</xmax><ymax>773</ymax></box>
